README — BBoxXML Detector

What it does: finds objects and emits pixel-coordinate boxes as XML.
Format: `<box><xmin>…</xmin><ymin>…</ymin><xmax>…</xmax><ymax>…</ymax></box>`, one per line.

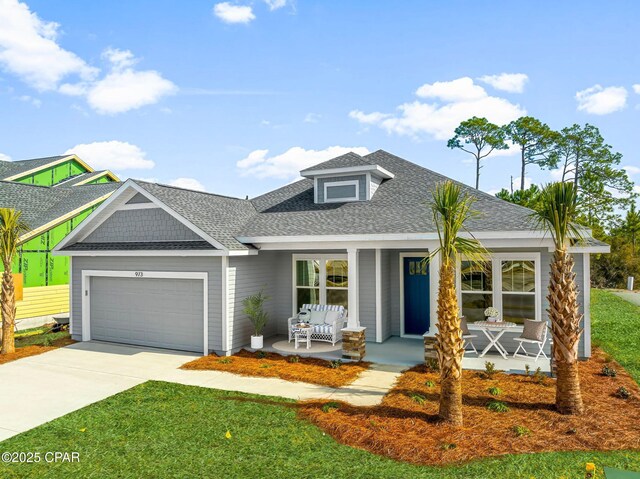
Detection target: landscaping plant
<box><xmin>430</xmin><ymin>180</ymin><xmax>487</xmax><ymax>426</ymax></box>
<box><xmin>242</xmin><ymin>290</ymin><xmax>269</xmax><ymax>337</ymax></box>
<box><xmin>531</xmin><ymin>182</ymin><xmax>585</xmax><ymax>414</ymax></box>
<box><xmin>601</xmin><ymin>365</ymin><xmax>617</xmax><ymax>377</ymax></box>
<box><xmin>486</xmin><ymin>400</ymin><xmax>509</xmax><ymax>413</ymax></box>
<box><xmin>0</xmin><ymin>208</ymin><xmax>29</xmax><ymax>355</ymax></box>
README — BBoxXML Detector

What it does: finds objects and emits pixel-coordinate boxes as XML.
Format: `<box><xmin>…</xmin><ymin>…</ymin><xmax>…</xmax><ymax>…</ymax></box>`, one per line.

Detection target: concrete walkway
<box><xmin>0</xmin><ymin>341</ymin><xmax>403</xmax><ymax>442</ymax></box>
<box><xmin>612</xmin><ymin>290</ymin><xmax>640</xmax><ymax>306</ymax></box>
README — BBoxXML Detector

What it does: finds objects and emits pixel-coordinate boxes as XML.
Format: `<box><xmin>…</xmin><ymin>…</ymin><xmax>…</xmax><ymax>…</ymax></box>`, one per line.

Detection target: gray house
<box><xmin>53</xmin><ymin>150</ymin><xmax>608</xmax><ymax>359</ymax></box>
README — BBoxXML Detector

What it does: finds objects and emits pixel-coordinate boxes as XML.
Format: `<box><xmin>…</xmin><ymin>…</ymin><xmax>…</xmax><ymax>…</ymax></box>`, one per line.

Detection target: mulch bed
<box><xmin>181</xmin><ymin>349</ymin><xmax>370</xmax><ymax>388</ymax></box>
<box><xmin>298</xmin><ymin>347</ymin><xmax>640</xmax><ymax>466</ymax></box>
<box><xmin>0</xmin><ymin>336</ymin><xmax>76</xmax><ymax>365</ymax></box>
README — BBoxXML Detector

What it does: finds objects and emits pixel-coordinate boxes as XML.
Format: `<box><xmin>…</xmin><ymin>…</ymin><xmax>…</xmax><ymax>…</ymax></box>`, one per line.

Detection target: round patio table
<box><xmin>472</xmin><ymin>321</ymin><xmax>517</xmax><ymax>359</ymax></box>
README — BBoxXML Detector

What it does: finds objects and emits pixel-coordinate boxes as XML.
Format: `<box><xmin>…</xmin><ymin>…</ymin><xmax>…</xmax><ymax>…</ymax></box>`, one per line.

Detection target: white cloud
<box><xmin>168</xmin><ymin>177</ymin><xmax>206</xmax><ymax>191</ymax></box>
<box><xmin>0</xmin><ymin>152</ymin><xmax>11</xmax><ymax>162</ymax></box>
<box><xmin>415</xmin><ymin>77</ymin><xmax>487</xmax><ymax>102</ymax></box>
<box><xmin>634</xmin><ymin>84</ymin><xmax>640</xmax><ymax>95</ymax></box>
<box><xmin>213</xmin><ymin>2</ymin><xmax>255</xmax><ymax>24</ymax></box>
<box><xmin>575</xmin><ymin>84</ymin><xmax>627</xmax><ymax>115</ymax></box>
<box><xmin>478</xmin><ymin>73</ymin><xmax>528</xmax><ymax>93</ymax></box>
<box><xmin>264</xmin><ymin>0</ymin><xmax>287</xmax><ymax>10</ymax></box>
<box><xmin>64</xmin><ymin>141</ymin><xmax>155</xmax><ymax>170</ymax></box>
<box><xmin>350</xmin><ymin>77</ymin><xmax>525</xmax><ymax>140</ymax></box>
<box><xmin>237</xmin><ymin>146</ymin><xmax>370</xmax><ymax>179</ymax></box>
<box><xmin>0</xmin><ymin>0</ymin><xmax>98</xmax><ymax>91</ymax></box>
<box><xmin>61</xmin><ymin>48</ymin><xmax>176</xmax><ymax>115</ymax></box>
<box><xmin>18</xmin><ymin>94</ymin><xmax>41</xmax><ymax>107</ymax></box>
<box><xmin>623</xmin><ymin>165</ymin><xmax>640</xmax><ymax>175</ymax></box>
<box><xmin>304</xmin><ymin>112</ymin><xmax>321</xmax><ymax>123</ymax></box>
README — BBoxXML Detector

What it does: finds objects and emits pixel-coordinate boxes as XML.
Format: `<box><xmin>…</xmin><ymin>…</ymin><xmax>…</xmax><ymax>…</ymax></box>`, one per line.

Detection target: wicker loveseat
<box><xmin>287</xmin><ymin>304</ymin><xmax>347</xmax><ymax>346</ymax></box>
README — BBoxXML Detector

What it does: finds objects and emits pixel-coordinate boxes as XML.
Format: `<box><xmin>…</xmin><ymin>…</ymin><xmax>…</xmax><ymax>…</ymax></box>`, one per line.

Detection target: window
<box><xmin>501</xmin><ymin>260</ymin><xmax>536</xmax><ymax>323</ymax></box>
<box><xmin>324</xmin><ymin>180</ymin><xmax>359</xmax><ymax>203</ymax></box>
<box><xmin>460</xmin><ymin>261</ymin><xmax>493</xmax><ymax>322</ymax></box>
<box><xmin>294</xmin><ymin>256</ymin><xmax>348</xmax><ymax>311</ymax></box>
<box><xmin>458</xmin><ymin>254</ymin><xmax>540</xmax><ymax>325</ymax></box>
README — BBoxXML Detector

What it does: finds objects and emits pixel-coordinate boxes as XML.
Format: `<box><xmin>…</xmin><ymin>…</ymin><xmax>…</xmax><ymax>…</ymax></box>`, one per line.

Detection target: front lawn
<box><xmin>0</xmin><ymin>380</ymin><xmax>638</xmax><ymax>479</ymax></box>
<box><xmin>592</xmin><ymin>289</ymin><xmax>640</xmax><ymax>383</ymax></box>
<box><xmin>181</xmin><ymin>349</ymin><xmax>369</xmax><ymax>387</ymax></box>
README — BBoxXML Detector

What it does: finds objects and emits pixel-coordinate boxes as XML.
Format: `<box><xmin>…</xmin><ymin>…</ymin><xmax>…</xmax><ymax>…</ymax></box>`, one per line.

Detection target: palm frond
<box><xmin>529</xmin><ymin>182</ymin><xmax>583</xmax><ymax>250</ymax></box>
<box><xmin>0</xmin><ymin>208</ymin><xmax>29</xmax><ymax>267</ymax></box>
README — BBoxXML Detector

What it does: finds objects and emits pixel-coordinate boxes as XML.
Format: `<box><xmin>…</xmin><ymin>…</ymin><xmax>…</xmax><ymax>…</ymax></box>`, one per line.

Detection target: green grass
<box><xmin>15</xmin><ymin>330</ymin><xmax>69</xmax><ymax>348</ymax></box>
<box><xmin>0</xmin><ymin>381</ymin><xmax>638</xmax><ymax>479</ymax></box>
<box><xmin>592</xmin><ymin>289</ymin><xmax>640</xmax><ymax>383</ymax></box>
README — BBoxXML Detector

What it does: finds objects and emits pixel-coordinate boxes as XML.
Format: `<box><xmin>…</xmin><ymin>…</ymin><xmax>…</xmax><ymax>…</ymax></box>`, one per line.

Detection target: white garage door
<box><xmin>89</xmin><ymin>276</ymin><xmax>205</xmax><ymax>353</ymax></box>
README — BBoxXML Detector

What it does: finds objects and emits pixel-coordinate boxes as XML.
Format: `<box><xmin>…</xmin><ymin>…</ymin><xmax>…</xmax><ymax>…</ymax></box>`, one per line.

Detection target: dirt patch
<box><xmin>299</xmin><ymin>348</ymin><xmax>640</xmax><ymax>466</ymax></box>
<box><xmin>0</xmin><ymin>336</ymin><xmax>75</xmax><ymax>365</ymax></box>
<box><xmin>181</xmin><ymin>349</ymin><xmax>370</xmax><ymax>388</ymax></box>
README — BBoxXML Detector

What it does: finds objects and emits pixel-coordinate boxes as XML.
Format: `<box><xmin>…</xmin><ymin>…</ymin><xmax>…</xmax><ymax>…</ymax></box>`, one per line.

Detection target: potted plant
<box><xmin>484</xmin><ymin>307</ymin><xmax>500</xmax><ymax>322</ymax></box>
<box><xmin>243</xmin><ymin>290</ymin><xmax>269</xmax><ymax>349</ymax></box>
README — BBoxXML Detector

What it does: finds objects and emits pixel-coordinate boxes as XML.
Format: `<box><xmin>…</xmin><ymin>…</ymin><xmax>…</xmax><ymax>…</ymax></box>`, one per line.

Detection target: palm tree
<box><xmin>1</xmin><ymin>208</ymin><xmax>29</xmax><ymax>355</ymax></box>
<box><xmin>531</xmin><ymin>182</ymin><xmax>584</xmax><ymax>414</ymax></box>
<box><xmin>430</xmin><ymin>181</ymin><xmax>486</xmax><ymax>425</ymax></box>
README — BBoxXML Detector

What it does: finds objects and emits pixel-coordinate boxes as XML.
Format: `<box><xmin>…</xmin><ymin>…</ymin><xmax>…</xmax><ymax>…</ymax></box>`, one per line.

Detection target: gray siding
<box><xmin>127</xmin><ymin>193</ymin><xmax>152</xmax><ymax>204</ymax></box>
<box><xmin>370</xmin><ymin>176</ymin><xmax>382</xmax><ymax>197</ymax></box>
<box><xmin>358</xmin><ymin>250</ymin><xmax>377</xmax><ymax>341</ymax></box>
<box><xmin>70</xmin><ymin>256</ymin><xmax>222</xmax><ymax>352</ymax></box>
<box><xmin>84</xmin><ymin>208</ymin><xmax>202</xmax><ymax>243</ymax></box>
<box><xmin>228</xmin><ymin>252</ymin><xmax>283</xmax><ymax>350</ymax></box>
<box><xmin>317</xmin><ymin>175</ymin><xmax>367</xmax><ymax>203</ymax></box>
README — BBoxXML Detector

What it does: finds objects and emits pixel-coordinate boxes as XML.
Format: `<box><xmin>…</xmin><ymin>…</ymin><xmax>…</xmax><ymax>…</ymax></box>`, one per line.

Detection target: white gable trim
<box><xmin>3</xmin><ymin>154</ymin><xmax>92</xmax><ymax>181</ymax></box>
<box><xmin>53</xmin><ymin>179</ymin><xmax>228</xmax><ymax>253</ymax></box>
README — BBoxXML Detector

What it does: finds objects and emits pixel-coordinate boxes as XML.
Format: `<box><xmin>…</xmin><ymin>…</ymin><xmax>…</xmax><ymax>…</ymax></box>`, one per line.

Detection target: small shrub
<box><xmin>524</xmin><ymin>364</ymin><xmax>530</xmax><ymax>376</ymax></box>
<box><xmin>425</xmin><ymin>380</ymin><xmax>436</xmax><ymax>388</ymax></box>
<box><xmin>409</xmin><ymin>393</ymin><xmax>426</xmax><ymax>405</ymax></box>
<box><xmin>532</xmin><ymin>368</ymin><xmax>547</xmax><ymax>385</ymax></box>
<box><xmin>478</xmin><ymin>361</ymin><xmax>499</xmax><ymax>379</ymax></box>
<box><xmin>329</xmin><ymin>359</ymin><xmax>343</xmax><ymax>369</ymax></box>
<box><xmin>486</xmin><ymin>400</ymin><xmax>509</xmax><ymax>413</ymax></box>
<box><xmin>512</xmin><ymin>425</ymin><xmax>531</xmax><ymax>437</ymax></box>
<box><xmin>440</xmin><ymin>442</ymin><xmax>457</xmax><ymax>451</ymax></box>
<box><xmin>287</xmin><ymin>355</ymin><xmax>300</xmax><ymax>363</ymax></box>
<box><xmin>256</xmin><ymin>351</ymin><xmax>267</xmax><ymax>359</ymax></box>
<box><xmin>217</xmin><ymin>358</ymin><xmax>233</xmax><ymax>364</ymax></box>
<box><xmin>42</xmin><ymin>336</ymin><xmax>53</xmax><ymax>347</ymax></box>
<box><xmin>488</xmin><ymin>386</ymin><xmax>502</xmax><ymax>396</ymax></box>
<box><xmin>321</xmin><ymin>401</ymin><xmax>340</xmax><ymax>413</ymax></box>
<box><xmin>602</xmin><ymin>365</ymin><xmax>617</xmax><ymax>377</ymax></box>
<box><xmin>425</xmin><ymin>358</ymin><xmax>439</xmax><ymax>371</ymax></box>
<box><xmin>615</xmin><ymin>386</ymin><xmax>631</xmax><ymax>399</ymax></box>
<box><xmin>259</xmin><ymin>364</ymin><xmax>271</xmax><ymax>369</ymax></box>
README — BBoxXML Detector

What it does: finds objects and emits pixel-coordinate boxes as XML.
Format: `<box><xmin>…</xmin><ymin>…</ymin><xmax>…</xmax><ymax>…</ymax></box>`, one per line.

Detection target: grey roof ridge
<box><xmin>299</xmin><ymin>151</ymin><xmax>370</xmax><ymax>173</ymax></box>
<box><xmin>249</xmin><ymin>177</ymin><xmax>309</xmax><ymax>203</ymax></box>
<box><xmin>365</xmin><ymin>149</ymin><xmax>539</xmax><ymax>217</ymax></box>
<box><xmin>131</xmin><ymin>179</ymin><xmax>254</xmax><ymax>205</ymax></box>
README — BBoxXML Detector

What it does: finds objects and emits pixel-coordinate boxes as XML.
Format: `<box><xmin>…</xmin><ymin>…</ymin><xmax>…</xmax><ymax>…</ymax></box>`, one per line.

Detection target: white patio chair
<box><xmin>513</xmin><ymin>319</ymin><xmax>548</xmax><ymax>361</ymax></box>
<box><xmin>460</xmin><ymin>316</ymin><xmax>478</xmax><ymax>355</ymax></box>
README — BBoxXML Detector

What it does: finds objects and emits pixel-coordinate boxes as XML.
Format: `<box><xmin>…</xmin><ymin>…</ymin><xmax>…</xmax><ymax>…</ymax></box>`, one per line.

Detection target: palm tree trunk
<box><xmin>1</xmin><ymin>268</ymin><xmax>16</xmax><ymax>355</ymax></box>
<box><xmin>435</xmin><ymin>261</ymin><xmax>464</xmax><ymax>425</ymax></box>
<box><xmin>547</xmin><ymin>248</ymin><xmax>584</xmax><ymax>414</ymax></box>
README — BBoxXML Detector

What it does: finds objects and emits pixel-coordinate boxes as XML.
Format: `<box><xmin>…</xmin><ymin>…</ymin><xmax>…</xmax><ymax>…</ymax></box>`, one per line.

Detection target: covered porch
<box><xmin>252</xmin><ymin>334</ymin><xmax>551</xmax><ymax>373</ymax></box>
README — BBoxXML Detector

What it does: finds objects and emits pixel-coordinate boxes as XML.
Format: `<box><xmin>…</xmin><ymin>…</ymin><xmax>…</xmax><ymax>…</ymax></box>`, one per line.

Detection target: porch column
<box><xmin>346</xmin><ymin>247</ymin><xmax>359</xmax><ymax>328</ymax></box>
<box><xmin>342</xmin><ymin>247</ymin><xmax>366</xmax><ymax>361</ymax></box>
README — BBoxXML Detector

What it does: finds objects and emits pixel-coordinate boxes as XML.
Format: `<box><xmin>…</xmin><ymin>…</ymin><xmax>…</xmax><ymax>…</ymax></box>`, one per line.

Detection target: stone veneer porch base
<box><xmin>342</xmin><ymin>328</ymin><xmax>366</xmax><ymax>361</ymax></box>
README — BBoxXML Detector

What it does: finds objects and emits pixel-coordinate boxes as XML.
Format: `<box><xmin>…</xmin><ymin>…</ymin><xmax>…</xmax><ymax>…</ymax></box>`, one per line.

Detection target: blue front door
<box><xmin>403</xmin><ymin>256</ymin><xmax>430</xmax><ymax>335</ymax></box>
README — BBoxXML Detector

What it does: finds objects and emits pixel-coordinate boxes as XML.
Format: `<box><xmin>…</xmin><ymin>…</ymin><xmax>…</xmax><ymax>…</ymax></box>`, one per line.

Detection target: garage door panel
<box><xmin>89</xmin><ymin>276</ymin><xmax>204</xmax><ymax>352</ymax></box>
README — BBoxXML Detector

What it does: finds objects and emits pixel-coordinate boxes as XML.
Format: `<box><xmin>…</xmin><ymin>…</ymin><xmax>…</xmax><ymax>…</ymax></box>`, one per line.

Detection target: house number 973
<box><xmin>134</xmin><ymin>272</ymin><xmax>144</xmax><ymax>277</ymax></box>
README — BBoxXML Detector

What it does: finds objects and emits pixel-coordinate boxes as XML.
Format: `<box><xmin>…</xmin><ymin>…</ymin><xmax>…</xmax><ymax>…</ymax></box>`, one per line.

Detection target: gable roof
<box><xmin>242</xmin><ymin>149</ymin><xmax>537</xmax><ymax>237</ymax></box>
<box><xmin>0</xmin><ymin>155</ymin><xmax>69</xmax><ymax>180</ymax></box>
<box><xmin>299</xmin><ymin>152</ymin><xmax>372</xmax><ymax>173</ymax></box>
<box><xmin>0</xmin><ymin>181</ymin><xmax>119</xmax><ymax>240</ymax></box>
<box><xmin>132</xmin><ymin>181</ymin><xmax>257</xmax><ymax>251</ymax></box>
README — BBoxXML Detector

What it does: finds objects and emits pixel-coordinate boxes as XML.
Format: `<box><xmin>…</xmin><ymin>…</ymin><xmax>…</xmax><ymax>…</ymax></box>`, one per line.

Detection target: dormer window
<box><xmin>324</xmin><ymin>180</ymin><xmax>360</xmax><ymax>203</ymax></box>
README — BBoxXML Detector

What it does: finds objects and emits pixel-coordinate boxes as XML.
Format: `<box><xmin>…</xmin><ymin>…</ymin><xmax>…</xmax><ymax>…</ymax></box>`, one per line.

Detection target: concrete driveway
<box><xmin>0</xmin><ymin>341</ymin><xmax>402</xmax><ymax>442</ymax></box>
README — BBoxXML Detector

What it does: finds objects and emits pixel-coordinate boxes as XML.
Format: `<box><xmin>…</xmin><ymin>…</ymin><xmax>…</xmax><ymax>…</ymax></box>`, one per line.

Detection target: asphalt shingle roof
<box><xmin>243</xmin><ymin>149</ymin><xmax>538</xmax><ymax>237</ymax></box>
<box><xmin>0</xmin><ymin>181</ymin><xmax>119</xmax><ymax>231</ymax></box>
<box><xmin>299</xmin><ymin>152</ymin><xmax>373</xmax><ymax>173</ymax></box>
<box><xmin>132</xmin><ymin>181</ymin><xmax>257</xmax><ymax>251</ymax></box>
<box><xmin>0</xmin><ymin>156</ymin><xmax>68</xmax><ymax>180</ymax></box>
<box><xmin>62</xmin><ymin>241</ymin><xmax>214</xmax><ymax>251</ymax></box>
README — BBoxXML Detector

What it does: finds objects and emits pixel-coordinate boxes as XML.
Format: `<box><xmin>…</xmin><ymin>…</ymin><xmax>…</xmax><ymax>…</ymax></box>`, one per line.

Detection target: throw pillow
<box><xmin>309</xmin><ymin>310</ymin><xmax>327</xmax><ymax>325</ymax></box>
<box><xmin>521</xmin><ymin>319</ymin><xmax>546</xmax><ymax>342</ymax></box>
<box><xmin>324</xmin><ymin>310</ymin><xmax>341</xmax><ymax>325</ymax></box>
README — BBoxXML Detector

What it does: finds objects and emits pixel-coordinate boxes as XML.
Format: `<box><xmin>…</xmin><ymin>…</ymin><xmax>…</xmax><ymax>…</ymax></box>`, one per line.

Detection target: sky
<box><xmin>1</xmin><ymin>0</ymin><xmax>640</xmax><ymax>199</ymax></box>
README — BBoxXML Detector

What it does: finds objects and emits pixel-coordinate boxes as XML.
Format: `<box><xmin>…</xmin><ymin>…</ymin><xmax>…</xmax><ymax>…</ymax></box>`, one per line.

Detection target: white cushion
<box><xmin>309</xmin><ymin>310</ymin><xmax>327</xmax><ymax>325</ymax></box>
<box><xmin>324</xmin><ymin>310</ymin><xmax>341</xmax><ymax>324</ymax></box>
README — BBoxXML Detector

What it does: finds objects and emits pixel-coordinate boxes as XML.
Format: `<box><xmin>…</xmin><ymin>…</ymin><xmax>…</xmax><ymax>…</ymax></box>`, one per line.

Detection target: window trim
<box><xmin>457</xmin><ymin>252</ymin><xmax>541</xmax><ymax>323</ymax></box>
<box><xmin>323</xmin><ymin>180</ymin><xmax>360</xmax><ymax>203</ymax></box>
<box><xmin>292</xmin><ymin>253</ymin><xmax>348</xmax><ymax>314</ymax></box>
